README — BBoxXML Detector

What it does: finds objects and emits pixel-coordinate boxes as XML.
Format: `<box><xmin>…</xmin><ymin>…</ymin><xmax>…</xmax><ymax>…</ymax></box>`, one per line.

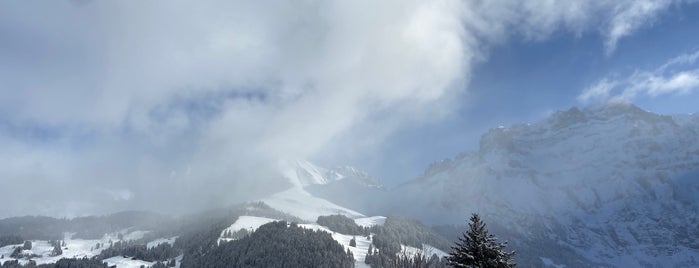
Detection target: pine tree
<box><xmin>22</xmin><ymin>241</ymin><xmax>31</xmax><ymax>250</ymax></box>
<box><xmin>51</xmin><ymin>244</ymin><xmax>63</xmax><ymax>256</ymax></box>
<box><xmin>446</xmin><ymin>213</ymin><xmax>515</xmax><ymax>268</ymax></box>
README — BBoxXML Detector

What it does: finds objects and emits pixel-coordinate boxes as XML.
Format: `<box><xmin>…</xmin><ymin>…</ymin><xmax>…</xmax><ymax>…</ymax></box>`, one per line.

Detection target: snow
<box><xmin>227</xmin><ymin>216</ymin><xmax>278</xmax><ymax>232</ymax></box>
<box><xmin>104</xmin><ymin>256</ymin><xmax>154</xmax><ymax>268</ymax></box>
<box><xmin>354</xmin><ymin>216</ymin><xmax>386</xmax><ymax>227</ymax></box>
<box><xmin>261</xmin><ymin>187</ymin><xmax>364</xmax><ymax>221</ymax></box>
<box><xmin>218</xmin><ymin>216</ymin><xmax>277</xmax><ymax>243</ymax></box>
<box><xmin>121</xmin><ymin>230</ymin><xmax>149</xmax><ymax>241</ymax></box>
<box><xmin>1</xmin><ymin>238</ymin><xmax>102</xmax><ymax>265</ymax></box>
<box><xmin>104</xmin><ymin>254</ymin><xmax>182</xmax><ymax>268</ymax></box>
<box><xmin>0</xmin><ymin>230</ymin><xmax>161</xmax><ymax>267</ymax></box>
<box><xmin>147</xmin><ymin>236</ymin><xmax>178</xmax><ymax>249</ymax></box>
<box><xmin>297</xmin><ymin>223</ymin><xmax>373</xmax><ymax>267</ymax></box>
<box><xmin>384</xmin><ymin>102</ymin><xmax>699</xmax><ymax>266</ymax></box>
<box><xmin>214</xmin><ymin>215</ymin><xmax>379</xmax><ymax>267</ymax></box>
<box><xmin>281</xmin><ymin>159</ymin><xmax>381</xmax><ymax>188</ymax></box>
<box><xmin>263</xmin><ymin>159</ymin><xmax>372</xmax><ymax>222</ymax></box>
<box><xmin>400</xmin><ymin>244</ymin><xmax>448</xmax><ymax>259</ymax></box>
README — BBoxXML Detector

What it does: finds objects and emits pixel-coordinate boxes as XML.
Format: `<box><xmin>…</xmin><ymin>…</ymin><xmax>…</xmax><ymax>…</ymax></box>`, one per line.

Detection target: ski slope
<box><xmin>261</xmin><ymin>187</ymin><xmax>364</xmax><ymax>221</ymax></box>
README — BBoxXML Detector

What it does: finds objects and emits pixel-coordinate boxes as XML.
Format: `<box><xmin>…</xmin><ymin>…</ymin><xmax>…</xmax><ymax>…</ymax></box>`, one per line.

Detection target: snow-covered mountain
<box><xmin>379</xmin><ymin>102</ymin><xmax>699</xmax><ymax>267</ymax></box>
<box><xmin>260</xmin><ymin>160</ymin><xmax>381</xmax><ymax>222</ymax></box>
<box><xmin>283</xmin><ymin>160</ymin><xmax>382</xmax><ymax>188</ymax></box>
<box><xmin>254</xmin><ymin>102</ymin><xmax>699</xmax><ymax>267</ymax></box>
<box><xmin>4</xmin><ymin>102</ymin><xmax>699</xmax><ymax>267</ymax></box>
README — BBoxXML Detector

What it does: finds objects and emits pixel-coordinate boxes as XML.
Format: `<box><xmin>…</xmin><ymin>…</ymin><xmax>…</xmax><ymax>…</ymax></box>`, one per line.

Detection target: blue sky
<box><xmin>1</xmin><ymin>0</ymin><xmax>699</xmax><ymax>216</ymax></box>
<box><xmin>357</xmin><ymin>3</ymin><xmax>699</xmax><ymax>185</ymax></box>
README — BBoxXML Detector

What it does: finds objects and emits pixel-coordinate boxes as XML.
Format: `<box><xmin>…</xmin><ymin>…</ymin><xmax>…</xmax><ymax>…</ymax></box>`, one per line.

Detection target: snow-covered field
<box><xmin>0</xmin><ymin>229</ymin><xmax>162</xmax><ymax>267</ymax></box>
<box><xmin>104</xmin><ymin>254</ymin><xmax>182</xmax><ymax>268</ymax></box>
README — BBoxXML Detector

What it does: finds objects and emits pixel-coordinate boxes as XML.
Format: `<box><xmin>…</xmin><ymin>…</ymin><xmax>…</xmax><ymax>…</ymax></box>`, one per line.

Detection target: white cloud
<box><xmin>577</xmin><ymin>79</ymin><xmax>618</xmax><ymax>103</ymax></box>
<box><xmin>579</xmin><ymin>50</ymin><xmax>699</xmax><ymax>103</ymax></box>
<box><xmin>604</xmin><ymin>0</ymin><xmax>673</xmax><ymax>54</ymax></box>
<box><xmin>0</xmin><ymin>0</ymin><xmax>693</xmax><ymax>216</ymax></box>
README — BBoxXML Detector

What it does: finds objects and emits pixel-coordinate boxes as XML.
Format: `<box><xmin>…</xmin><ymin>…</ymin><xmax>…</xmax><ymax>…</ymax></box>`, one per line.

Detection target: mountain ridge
<box><xmin>305</xmin><ymin>102</ymin><xmax>699</xmax><ymax>267</ymax></box>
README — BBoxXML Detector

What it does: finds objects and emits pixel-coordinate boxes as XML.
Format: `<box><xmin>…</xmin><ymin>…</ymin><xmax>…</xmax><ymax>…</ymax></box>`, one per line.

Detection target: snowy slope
<box><xmin>400</xmin><ymin>244</ymin><xmax>448</xmax><ymax>259</ymax></box>
<box><xmin>218</xmin><ymin>216</ymin><xmax>277</xmax><ymax>243</ymax></box>
<box><xmin>260</xmin><ymin>160</ymin><xmax>374</xmax><ymax>221</ymax></box>
<box><xmin>146</xmin><ymin>236</ymin><xmax>178</xmax><ymax>248</ymax></box>
<box><xmin>354</xmin><ymin>216</ymin><xmax>386</xmax><ymax>228</ymax></box>
<box><xmin>0</xmin><ymin>230</ymin><xmax>153</xmax><ymax>266</ymax></box>
<box><xmin>297</xmin><ymin>223</ymin><xmax>373</xmax><ymax>268</ymax></box>
<box><xmin>261</xmin><ymin>187</ymin><xmax>365</xmax><ymax>222</ymax></box>
<box><xmin>283</xmin><ymin>160</ymin><xmax>382</xmax><ymax>188</ymax></box>
<box><xmin>385</xmin><ymin>102</ymin><xmax>699</xmax><ymax>267</ymax></box>
<box><xmin>104</xmin><ymin>255</ymin><xmax>182</xmax><ymax>268</ymax></box>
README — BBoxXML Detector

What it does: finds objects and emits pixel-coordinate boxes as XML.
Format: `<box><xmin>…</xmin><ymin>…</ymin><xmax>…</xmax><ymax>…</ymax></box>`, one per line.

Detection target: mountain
<box><xmin>259</xmin><ymin>160</ymin><xmax>377</xmax><ymax>222</ymax></box>
<box><xmin>4</xmin><ymin>102</ymin><xmax>699</xmax><ymax>267</ymax></box>
<box><xmin>284</xmin><ymin>160</ymin><xmax>382</xmax><ymax>188</ymax></box>
<box><xmin>376</xmin><ymin>102</ymin><xmax>699</xmax><ymax>267</ymax></box>
<box><xmin>300</xmin><ymin>102</ymin><xmax>699</xmax><ymax>266</ymax></box>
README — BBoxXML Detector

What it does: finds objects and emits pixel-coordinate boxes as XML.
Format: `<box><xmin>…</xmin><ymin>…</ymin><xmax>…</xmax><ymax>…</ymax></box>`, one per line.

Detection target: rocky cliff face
<box><xmin>389</xmin><ymin>102</ymin><xmax>699</xmax><ymax>267</ymax></box>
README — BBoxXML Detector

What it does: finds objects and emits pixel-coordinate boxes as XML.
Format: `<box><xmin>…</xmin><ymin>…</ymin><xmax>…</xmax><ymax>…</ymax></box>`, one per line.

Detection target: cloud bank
<box><xmin>578</xmin><ymin>50</ymin><xmax>699</xmax><ymax>103</ymax></box>
<box><xmin>0</xmin><ymin>0</ymin><xmax>692</xmax><ymax>217</ymax></box>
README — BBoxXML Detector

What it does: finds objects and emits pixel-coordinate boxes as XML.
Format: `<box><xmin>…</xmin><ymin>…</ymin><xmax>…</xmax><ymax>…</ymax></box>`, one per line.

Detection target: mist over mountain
<box><xmin>309</xmin><ymin>102</ymin><xmax>699</xmax><ymax>266</ymax></box>
<box><xmin>2</xmin><ymin>0</ymin><xmax>699</xmax><ymax>267</ymax></box>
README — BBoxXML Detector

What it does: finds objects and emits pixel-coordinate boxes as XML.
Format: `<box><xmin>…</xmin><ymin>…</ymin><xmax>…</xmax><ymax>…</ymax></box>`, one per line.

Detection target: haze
<box><xmin>1</xmin><ymin>0</ymin><xmax>699</xmax><ymax>218</ymax></box>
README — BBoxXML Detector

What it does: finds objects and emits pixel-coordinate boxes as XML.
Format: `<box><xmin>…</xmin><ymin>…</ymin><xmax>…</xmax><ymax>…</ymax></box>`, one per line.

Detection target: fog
<box><xmin>0</xmin><ymin>0</ymin><xmax>689</xmax><ymax>218</ymax></box>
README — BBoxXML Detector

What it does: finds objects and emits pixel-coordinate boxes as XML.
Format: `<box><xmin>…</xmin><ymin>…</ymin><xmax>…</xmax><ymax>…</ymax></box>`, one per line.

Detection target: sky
<box><xmin>1</xmin><ymin>0</ymin><xmax>699</xmax><ymax>217</ymax></box>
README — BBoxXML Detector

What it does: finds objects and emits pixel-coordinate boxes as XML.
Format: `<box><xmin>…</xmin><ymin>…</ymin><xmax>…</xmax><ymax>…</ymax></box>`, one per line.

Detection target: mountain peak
<box><xmin>583</xmin><ymin>101</ymin><xmax>651</xmax><ymax>119</ymax></box>
<box><xmin>283</xmin><ymin>160</ymin><xmax>381</xmax><ymax>188</ymax></box>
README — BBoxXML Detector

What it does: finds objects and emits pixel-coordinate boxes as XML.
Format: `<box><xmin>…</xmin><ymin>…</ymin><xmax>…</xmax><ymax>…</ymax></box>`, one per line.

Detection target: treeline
<box><xmin>0</xmin><ymin>257</ymin><xmax>108</xmax><ymax>268</ymax></box>
<box><xmin>371</xmin><ymin>216</ymin><xmax>451</xmax><ymax>251</ymax></box>
<box><xmin>365</xmin><ymin>216</ymin><xmax>451</xmax><ymax>268</ymax></box>
<box><xmin>95</xmin><ymin>240</ymin><xmax>179</xmax><ymax>262</ymax></box>
<box><xmin>317</xmin><ymin>215</ymin><xmax>370</xmax><ymax>235</ymax></box>
<box><xmin>365</xmin><ymin>250</ymin><xmax>448</xmax><ymax>268</ymax></box>
<box><xmin>314</xmin><ymin>214</ymin><xmax>452</xmax><ymax>267</ymax></box>
<box><xmin>0</xmin><ymin>211</ymin><xmax>173</xmax><ymax>240</ymax></box>
<box><xmin>181</xmin><ymin>221</ymin><xmax>354</xmax><ymax>268</ymax></box>
<box><xmin>0</xmin><ymin>236</ymin><xmax>23</xmax><ymax>248</ymax></box>
<box><xmin>220</xmin><ymin>228</ymin><xmax>250</xmax><ymax>240</ymax></box>
<box><xmin>174</xmin><ymin>202</ymin><xmax>308</xmax><ymax>267</ymax></box>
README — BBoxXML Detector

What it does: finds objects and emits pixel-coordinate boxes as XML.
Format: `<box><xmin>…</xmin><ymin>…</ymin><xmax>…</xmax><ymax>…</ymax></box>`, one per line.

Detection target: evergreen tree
<box><xmin>446</xmin><ymin>214</ymin><xmax>515</xmax><ymax>268</ymax></box>
<box><xmin>350</xmin><ymin>237</ymin><xmax>357</xmax><ymax>247</ymax></box>
<box><xmin>22</xmin><ymin>241</ymin><xmax>31</xmax><ymax>250</ymax></box>
<box><xmin>51</xmin><ymin>244</ymin><xmax>63</xmax><ymax>256</ymax></box>
<box><xmin>10</xmin><ymin>247</ymin><xmax>22</xmax><ymax>258</ymax></box>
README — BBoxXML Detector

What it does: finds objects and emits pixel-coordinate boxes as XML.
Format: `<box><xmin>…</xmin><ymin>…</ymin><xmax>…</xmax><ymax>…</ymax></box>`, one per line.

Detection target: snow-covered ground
<box><xmin>213</xmin><ymin>215</ymin><xmax>380</xmax><ymax>267</ymax></box>
<box><xmin>354</xmin><ymin>216</ymin><xmax>386</xmax><ymax>228</ymax></box>
<box><xmin>298</xmin><ymin>223</ymin><xmax>372</xmax><ymax>268</ymax></box>
<box><xmin>146</xmin><ymin>236</ymin><xmax>178</xmax><ymax>249</ymax></box>
<box><xmin>400</xmin><ymin>244</ymin><xmax>448</xmax><ymax>259</ymax></box>
<box><xmin>261</xmin><ymin>187</ymin><xmax>364</xmax><ymax>221</ymax></box>
<box><xmin>1</xmin><ymin>238</ymin><xmax>103</xmax><ymax>265</ymax></box>
<box><xmin>104</xmin><ymin>256</ymin><xmax>154</xmax><ymax>268</ymax></box>
<box><xmin>0</xmin><ymin>229</ymin><xmax>157</xmax><ymax>266</ymax></box>
<box><xmin>104</xmin><ymin>254</ymin><xmax>182</xmax><ymax>268</ymax></box>
<box><xmin>218</xmin><ymin>216</ymin><xmax>277</xmax><ymax>243</ymax></box>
